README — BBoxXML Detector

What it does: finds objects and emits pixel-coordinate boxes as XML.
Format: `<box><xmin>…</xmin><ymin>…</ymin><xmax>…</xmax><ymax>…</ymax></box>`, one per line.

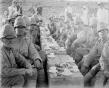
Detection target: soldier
<box><xmin>82</xmin><ymin>28</ymin><xmax>109</xmax><ymax>87</ymax></box>
<box><xmin>29</xmin><ymin>15</ymin><xmax>41</xmax><ymax>49</ymax></box>
<box><xmin>97</xmin><ymin>2</ymin><xmax>109</xmax><ymax>32</ymax></box>
<box><xmin>37</xmin><ymin>6</ymin><xmax>43</xmax><ymax>16</ymax></box>
<box><xmin>94</xmin><ymin>41</ymin><xmax>109</xmax><ymax>87</ymax></box>
<box><xmin>22</xmin><ymin>15</ymin><xmax>30</xmax><ymax>27</ymax></box>
<box><xmin>81</xmin><ymin>6</ymin><xmax>89</xmax><ymax>26</ymax></box>
<box><xmin>29</xmin><ymin>16</ymin><xmax>49</xmax><ymax>87</ymax></box>
<box><xmin>66</xmin><ymin>33</ymin><xmax>77</xmax><ymax>56</ymax></box>
<box><xmin>22</xmin><ymin>15</ymin><xmax>31</xmax><ymax>40</ymax></box>
<box><xmin>64</xmin><ymin>3</ymin><xmax>73</xmax><ymax>22</ymax></box>
<box><xmin>8</xmin><ymin>0</ymin><xmax>22</xmax><ymax>26</ymax></box>
<box><xmin>8</xmin><ymin>0</ymin><xmax>18</xmax><ymax>19</ymax></box>
<box><xmin>68</xmin><ymin>29</ymin><xmax>95</xmax><ymax>66</ymax></box>
<box><xmin>58</xmin><ymin>31</ymin><xmax>68</xmax><ymax>47</ymax></box>
<box><xmin>1</xmin><ymin>24</ymin><xmax>33</xmax><ymax>88</ymax></box>
<box><xmin>31</xmin><ymin>14</ymin><xmax>43</xmax><ymax>48</ymax></box>
<box><xmin>14</xmin><ymin>16</ymin><xmax>48</xmax><ymax>87</ymax></box>
<box><xmin>14</xmin><ymin>16</ymin><xmax>42</xmax><ymax>70</ymax></box>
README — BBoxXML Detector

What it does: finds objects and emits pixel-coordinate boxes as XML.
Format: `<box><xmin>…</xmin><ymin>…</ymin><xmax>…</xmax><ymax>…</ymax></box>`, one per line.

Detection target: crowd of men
<box><xmin>1</xmin><ymin>0</ymin><xmax>109</xmax><ymax>88</ymax></box>
<box><xmin>1</xmin><ymin>0</ymin><xmax>49</xmax><ymax>88</ymax></box>
<box><xmin>48</xmin><ymin>2</ymin><xmax>109</xmax><ymax>88</ymax></box>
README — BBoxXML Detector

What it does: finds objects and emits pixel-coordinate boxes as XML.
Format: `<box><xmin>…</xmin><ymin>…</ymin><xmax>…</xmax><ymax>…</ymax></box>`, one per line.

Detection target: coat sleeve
<box><xmin>83</xmin><ymin>42</ymin><xmax>99</xmax><ymax>67</ymax></box>
<box><xmin>66</xmin><ymin>34</ymin><xmax>77</xmax><ymax>55</ymax></box>
<box><xmin>73</xmin><ymin>37</ymin><xmax>86</xmax><ymax>48</ymax></box>
<box><xmin>13</xmin><ymin>50</ymin><xmax>32</xmax><ymax>69</ymax></box>
<box><xmin>1</xmin><ymin>51</ymin><xmax>26</xmax><ymax>77</ymax></box>
<box><xmin>100</xmin><ymin>42</ymin><xmax>109</xmax><ymax>71</ymax></box>
<box><xmin>28</xmin><ymin>40</ymin><xmax>42</xmax><ymax>62</ymax></box>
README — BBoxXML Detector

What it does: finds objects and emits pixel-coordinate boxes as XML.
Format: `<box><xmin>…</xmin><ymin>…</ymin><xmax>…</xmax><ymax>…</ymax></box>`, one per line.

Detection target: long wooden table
<box><xmin>40</xmin><ymin>26</ymin><xmax>83</xmax><ymax>88</ymax></box>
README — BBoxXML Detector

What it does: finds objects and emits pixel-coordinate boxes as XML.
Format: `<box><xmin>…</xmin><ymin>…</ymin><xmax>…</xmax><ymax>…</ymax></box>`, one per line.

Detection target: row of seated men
<box><xmin>1</xmin><ymin>15</ymin><xmax>49</xmax><ymax>88</ymax></box>
<box><xmin>66</xmin><ymin>26</ymin><xmax>109</xmax><ymax>87</ymax></box>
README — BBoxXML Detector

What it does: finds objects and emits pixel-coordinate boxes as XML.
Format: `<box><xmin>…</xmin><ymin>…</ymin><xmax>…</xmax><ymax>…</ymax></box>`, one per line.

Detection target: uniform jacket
<box><xmin>14</xmin><ymin>36</ymin><xmax>42</xmax><ymax>62</ymax></box>
<box><xmin>1</xmin><ymin>46</ymin><xmax>31</xmax><ymax>77</ymax></box>
<box><xmin>83</xmin><ymin>38</ymin><xmax>107</xmax><ymax>68</ymax></box>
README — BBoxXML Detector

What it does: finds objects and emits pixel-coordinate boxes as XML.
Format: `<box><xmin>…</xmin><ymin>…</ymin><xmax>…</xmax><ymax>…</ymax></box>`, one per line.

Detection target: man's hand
<box><xmin>27</xmin><ymin>63</ymin><xmax>33</xmax><ymax>69</ymax></box>
<box><xmin>25</xmin><ymin>68</ymin><xmax>33</xmax><ymax>76</ymax></box>
<box><xmin>34</xmin><ymin>59</ymin><xmax>43</xmax><ymax>70</ymax></box>
<box><xmin>104</xmin><ymin>71</ymin><xmax>109</xmax><ymax>78</ymax></box>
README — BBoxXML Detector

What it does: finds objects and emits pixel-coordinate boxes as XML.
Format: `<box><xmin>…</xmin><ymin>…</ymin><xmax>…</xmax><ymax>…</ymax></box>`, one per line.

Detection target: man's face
<box><xmin>98</xmin><ymin>4</ymin><xmax>104</xmax><ymax>9</ymax></box>
<box><xmin>13</xmin><ymin>1</ymin><xmax>17</xmax><ymax>7</ymax></box>
<box><xmin>18</xmin><ymin>1</ymin><xmax>23</xmax><ymax>6</ymax></box>
<box><xmin>99</xmin><ymin>31</ymin><xmax>108</xmax><ymax>38</ymax></box>
<box><xmin>15</xmin><ymin>27</ymin><xmax>26</xmax><ymax>36</ymax></box>
<box><xmin>2</xmin><ymin>37</ymin><xmax>16</xmax><ymax>48</ymax></box>
<box><xmin>30</xmin><ymin>25</ymin><xmax>39</xmax><ymax>34</ymax></box>
<box><xmin>30</xmin><ymin>25</ymin><xmax>38</xmax><ymax>30</ymax></box>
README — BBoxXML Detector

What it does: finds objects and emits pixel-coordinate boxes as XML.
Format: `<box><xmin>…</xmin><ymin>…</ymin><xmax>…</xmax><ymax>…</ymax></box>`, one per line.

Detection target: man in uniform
<box><xmin>94</xmin><ymin>41</ymin><xmax>109</xmax><ymax>87</ymax></box>
<box><xmin>8</xmin><ymin>0</ymin><xmax>22</xmax><ymax>26</ymax></box>
<box><xmin>67</xmin><ymin>29</ymin><xmax>95</xmax><ymax>66</ymax></box>
<box><xmin>81</xmin><ymin>6</ymin><xmax>89</xmax><ymax>26</ymax></box>
<box><xmin>66</xmin><ymin>33</ymin><xmax>77</xmax><ymax>56</ymax></box>
<box><xmin>8</xmin><ymin>0</ymin><xmax>18</xmax><ymax>19</ymax></box>
<box><xmin>82</xmin><ymin>28</ymin><xmax>109</xmax><ymax>86</ymax></box>
<box><xmin>1</xmin><ymin>24</ymin><xmax>33</xmax><ymax>88</ymax></box>
<box><xmin>29</xmin><ymin>16</ymin><xmax>49</xmax><ymax>87</ymax></box>
<box><xmin>14</xmin><ymin>16</ymin><xmax>48</xmax><ymax>87</ymax></box>
<box><xmin>29</xmin><ymin>15</ymin><xmax>41</xmax><ymax>49</ymax></box>
<box><xmin>14</xmin><ymin>16</ymin><xmax>42</xmax><ymax>69</ymax></box>
<box><xmin>97</xmin><ymin>2</ymin><xmax>109</xmax><ymax>32</ymax></box>
<box><xmin>64</xmin><ymin>3</ymin><xmax>73</xmax><ymax>23</ymax></box>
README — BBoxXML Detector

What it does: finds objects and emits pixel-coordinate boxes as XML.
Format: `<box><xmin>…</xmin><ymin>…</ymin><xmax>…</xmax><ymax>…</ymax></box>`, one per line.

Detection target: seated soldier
<box><xmin>29</xmin><ymin>16</ymin><xmax>49</xmax><ymax>87</ymax></box>
<box><xmin>66</xmin><ymin>32</ymin><xmax>89</xmax><ymax>63</ymax></box>
<box><xmin>14</xmin><ymin>16</ymin><xmax>48</xmax><ymax>87</ymax></box>
<box><xmin>58</xmin><ymin>32</ymin><xmax>68</xmax><ymax>47</ymax></box>
<box><xmin>30</xmin><ymin>14</ymin><xmax>42</xmax><ymax>48</ymax></box>
<box><xmin>22</xmin><ymin>15</ymin><xmax>31</xmax><ymax>40</ymax></box>
<box><xmin>29</xmin><ymin>16</ymin><xmax>41</xmax><ymax>51</ymax></box>
<box><xmin>1</xmin><ymin>24</ymin><xmax>33</xmax><ymax>88</ymax></box>
<box><xmin>66</xmin><ymin>33</ymin><xmax>77</xmax><ymax>56</ymax></box>
<box><xmin>94</xmin><ymin>41</ymin><xmax>109</xmax><ymax>87</ymax></box>
<box><xmin>82</xmin><ymin>28</ymin><xmax>109</xmax><ymax>87</ymax></box>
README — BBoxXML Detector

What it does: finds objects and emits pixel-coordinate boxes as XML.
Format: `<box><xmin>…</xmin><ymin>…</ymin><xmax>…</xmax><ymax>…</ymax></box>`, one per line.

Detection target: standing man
<box><xmin>17</xmin><ymin>0</ymin><xmax>23</xmax><ymax>15</ymax></box>
<box><xmin>81</xmin><ymin>6</ymin><xmax>89</xmax><ymax>26</ymax></box>
<box><xmin>64</xmin><ymin>3</ymin><xmax>73</xmax><ymax>23</ymax></box>
<box><xmin>97</xmin><ymin>2</ymin><xmax>109</xmax><ymax>32</ymax></box>
<box><xmin>8</xmin><ymin>0</ymin><xmax>19</xmax><ymax>19</ymax></box>
<box><xmin>8</xmin><ymin>0</ymin><xmax>22</xmax><ymax>26</ymax></box>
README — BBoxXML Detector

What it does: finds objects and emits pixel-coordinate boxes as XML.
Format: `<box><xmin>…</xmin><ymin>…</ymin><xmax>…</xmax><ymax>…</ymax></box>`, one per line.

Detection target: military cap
<box><xmin>14</xmin><ymin>16</ymin><xmax>26</xmax><ymax>28</ymax></box>
<box><xmin>1</xmin><ymin>24</ymin><xmax>16</xmax><ymax>39</ymax></box>
<box><xmin>98</xmin><ymin>28</ymin><xmax>109</xmax><ymax>33</ymax></box>
<box><xmin>29</xmin><ymin>16</ymin><xmax>37</xmax><ymax>25</ymax></box>
<box><xmin>22</xmin><ymin>15</ymin><xmax>30</xmax><ymax>26</ymax></box>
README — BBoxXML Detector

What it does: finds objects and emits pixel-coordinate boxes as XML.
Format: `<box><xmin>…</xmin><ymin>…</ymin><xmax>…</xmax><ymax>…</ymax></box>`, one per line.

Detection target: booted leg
<box><xmin>94</xmin><ymin>71</ymin><xmax>105</xmax><ymax>88</ymax></box>
<box><xmin>105</xmin><ymin>78</ymin><xmax>109</xmax><ymax>88</ymax></box>
<box><xmin>37</xmin><ymin>69</ymin><xmax>48</xmax><ymax>88</ymax></box>
<box><xmin>24</xmin><ymin>68</ymin><xmax>37</xmax><ymax>88</ymax></box>
<box><xmin>81</xmin><ymin>65</ymin><xmax>90</xmax><ymax>76</ymax></box>
<box><xmin>84</xmin><ymin>64</ymin><xmax>100</xmax><ymax>87</ymax></box>
<box><xmin>37</xmin><ymin>51</ymin><xmax>49</xmax><ymax>88</ymax></box>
